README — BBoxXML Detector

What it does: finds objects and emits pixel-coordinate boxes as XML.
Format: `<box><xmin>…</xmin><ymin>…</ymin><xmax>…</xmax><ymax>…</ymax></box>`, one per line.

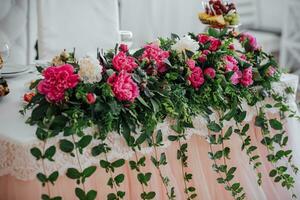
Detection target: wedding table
<box><xmin>0</xmin><ymin>71</ymin><xmax>300</xmax><ymax>200</ymax></box>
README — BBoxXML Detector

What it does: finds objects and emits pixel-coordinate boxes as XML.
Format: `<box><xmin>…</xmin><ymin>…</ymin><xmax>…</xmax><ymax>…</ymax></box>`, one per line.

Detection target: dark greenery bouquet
<box><xmin>21</xmin><ymin>28</ymin><xmax>299</xmax><ymax>200</ymax></box>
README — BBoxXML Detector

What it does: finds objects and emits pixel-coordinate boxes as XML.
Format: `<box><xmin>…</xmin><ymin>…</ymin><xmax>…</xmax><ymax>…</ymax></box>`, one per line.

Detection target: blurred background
<box><xmin>0</xmin><ymin>0</ymin><xmax>299</xmax><ymax>77</ymax></box>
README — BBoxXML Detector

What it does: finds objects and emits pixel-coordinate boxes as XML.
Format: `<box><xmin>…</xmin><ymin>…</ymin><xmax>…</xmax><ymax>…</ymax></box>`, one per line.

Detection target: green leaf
<box><xmin>269</xmin><ymin>169</ymin><xmax>277</xmax><ymax>177</ymax></box>
<box><xmin>77</xmin><ymin>135</ymin><xmax>93</xmax><ymax>149</ymax></box>
<box><xmin>59</xmin><ymin>139</ymin><xmax>74</xmax><ymax>153</ymax></box>
<box><xmin>107</xmin><ymin>193</ymin><xmax>117</xmax><ymax>200</ymax></box>
<box><xmin>37</xmin><ymin>173</ymin><xmax>47</xmax><ymax>183</ymax></box>
<box><xmin>224</xmin><ymin>127</ymin><xmax>233</xmax><ymax>139</ymax></box>
<box><xmin>75</xmin><ymin>187</ymin><xmax>86</xmax><ymax>200</ymax></box>
<box><xmin>100</xmin><ymin>160</ymin><xmax>110</xmax><ymax>169</ymax></box>
<box><xmin>48</xmin><ymin>171</ymin><xmax>59</xmax><ymax>184</ymax></box>
<box><xmin>168</xmin><ymin>135</ymin><xmax>178</xmax><ymax>141</ymax></box>
<box><xmin>114</xmin><ymin>174</ymin><xmax>125</xmax><ymax>185</ymax></box>
<box><xmin>132</xmin><ymin>48</ymin><xmax>145</xmax><ymax>58</ymax></box>
<box><xmin>136</xmin><ymin>133</ymin><xmax>147</xmax><ymax>145</ymax></box>
<box><xmin>86</xmin><ymin>190</ymin><xmax>97</xmax><ymax>200</ymax></box>
<box><xmin>228</xmin><ymin>167</ymin><xmax>236</xmax><ymax>175</ymax></box>
<box><xmin>31</xmin><ymin>104</ymin><xmax>48</xmax><ymax>121</ymax></box>
<box><xmin>30</xmin><ymin>147</ymin><xmax>42</xmax><ymax>160</ymax></box>
<box><xmin>269</xmin><ymin>119</ymin><xmax>283</xmax><ymax>130</ymax></box>
<box><xmin>36</xmin><ymin>127</ymin><xmax>48</xmax><ymax>141</ymax></box>
<box><xmin>207</xmin><ymin>121</ymin><xmax>222</xmax><ymax>132</ymax></box>
<box><xmin>111</xmin><ymin>159</ymin><xmax>125</xmax><ymax>168</ymax></box>
<box><xmin>242</xmin><ymin>124</ymin><xmax>250</xmax><ymax>135</ymax></box>
<box><xmin>137</xmin><ymin>96</ymin><xmax>151</xmax><ymax>109</ymax></box>
<box><xmin>91</xmin><ymin>144</ymin><xmax>105</xmax><ymax>156</ymax></box>
<box><xmin>83</xmin><ymin>166</ymin><xmax>97</xmax><ymax>178</ymax></box>
<box><xmin>156</xmin><ymin>129</ymin><xmax>163</xmax><ymax>144</ymax></box>
<box><xmin>44</xmin><ymin>146</ymin><xmax>56</xmax><ymax>161</ymax></box>
<box><xmin>66</xmin><ymin>168</ymin><xmax>81</xmax><ymax>179</ymax></box>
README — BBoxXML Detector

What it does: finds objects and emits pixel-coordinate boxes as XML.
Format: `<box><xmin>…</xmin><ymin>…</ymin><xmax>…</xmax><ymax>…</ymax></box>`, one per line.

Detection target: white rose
<box><xmin>78</xmin><ymin>56</ymin><xmax>103</xmax><ymax>84</ymax></box>
<box><xmin>171</xmin><ymin>35</ymin><xmax>199</xmax><ymax>54</ymax></box>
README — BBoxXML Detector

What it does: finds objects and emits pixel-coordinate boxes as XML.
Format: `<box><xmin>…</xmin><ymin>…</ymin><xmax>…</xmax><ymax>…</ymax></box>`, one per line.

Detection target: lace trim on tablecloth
<box><xmin>0</xmin><ymin>75</ymin><xmax>298</xmax><ymax>181</ymax></box>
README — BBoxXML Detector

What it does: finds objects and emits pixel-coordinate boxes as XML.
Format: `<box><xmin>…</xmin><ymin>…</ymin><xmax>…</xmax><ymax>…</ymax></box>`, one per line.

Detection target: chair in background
<box><xmin>0</xmin><ymin>0</ymin><xmax>28</xmax><ymax>64</ymax></box>
<box><xmin>37</xmin><ymin>0</ymin><xmax>121</xmax><ymax>60</ymax></box>
<box><xmin>280</xmin><ymin>0</ymin><xmax>300</xmax><ymax>74</ymax></box>
<box><xmin>236</xmin><ymin>0</ymin><xmax>281</xmax><ymax>54</ymax></box>
<box><xmin>120</xmin><ymin>0</ymin><xmax>205</xmax><ymax>48</ymax></box>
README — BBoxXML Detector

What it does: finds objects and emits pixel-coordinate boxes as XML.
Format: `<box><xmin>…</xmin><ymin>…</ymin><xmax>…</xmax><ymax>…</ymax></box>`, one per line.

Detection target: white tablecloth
<box><xmin>0</xmin><ymin>72</ymin><xmax>299</xmax><ymax>197</ymax></box>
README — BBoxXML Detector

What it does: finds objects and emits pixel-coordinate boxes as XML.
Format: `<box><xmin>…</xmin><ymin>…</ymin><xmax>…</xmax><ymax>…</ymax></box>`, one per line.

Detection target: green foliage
<box><xmin>22</xmin><ymin>27</ymin><xmax>299</xmax><ymax>200</ymax></box>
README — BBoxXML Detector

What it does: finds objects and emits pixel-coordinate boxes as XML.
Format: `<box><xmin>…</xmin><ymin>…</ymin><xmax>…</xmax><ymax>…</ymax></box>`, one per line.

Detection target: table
<box><xmin>0</xmin><ymin>72</ymin><xmax>300</xmax><ymax>200</ymax></box>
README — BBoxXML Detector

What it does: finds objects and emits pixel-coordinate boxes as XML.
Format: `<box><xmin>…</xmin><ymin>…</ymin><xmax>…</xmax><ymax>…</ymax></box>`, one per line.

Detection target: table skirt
<box><xmin>0</xmin><ymin>119</ymin><xmax>291</xmax><ymax>200</ymax></box>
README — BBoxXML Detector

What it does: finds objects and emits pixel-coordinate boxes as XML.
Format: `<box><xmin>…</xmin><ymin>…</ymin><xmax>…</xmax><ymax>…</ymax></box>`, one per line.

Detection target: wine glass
<box><xmin>120</xmin><ymin>30</ymin><xmax>133</xmax><ymax>49</ymax></box>
<box><xmin>0</xmin><ymin>34</ymin><xmax>10</xmax><ymax>77</ymax></box>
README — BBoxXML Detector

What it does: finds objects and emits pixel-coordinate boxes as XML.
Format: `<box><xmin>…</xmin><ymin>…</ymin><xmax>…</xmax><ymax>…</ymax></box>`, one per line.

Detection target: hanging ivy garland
<box><xmin>21</xmin><ymin>28</ymin><xmax>299</xmax><ymax>200</ymax></box>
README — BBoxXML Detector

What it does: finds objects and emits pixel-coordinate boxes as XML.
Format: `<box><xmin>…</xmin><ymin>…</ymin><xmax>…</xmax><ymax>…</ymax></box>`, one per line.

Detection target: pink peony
<box><xmin>209</xmin><ymin>38</ymin><xmax>221</xmax><ymax>51</ymax></box>
<box><xmin>267</xmin><ymin>66</ymin><xmax>276</xmax><ymax>77</ymax></box>
<box><xmin>204</xmin><ymin>67</ymin><xmax>216</xmax><ymax>79</ymax></box>
<box><xmin>186</xmin><ymin>59</ymin><xmax>196</xmax><ymax>70</ymax></box>
<box><xmin>119</xmin><ymin>44</ymin><xmax>129</xmax><ymax>52</ymax></box>
<box><xmin>198</xmin><ymin>34</ymin><xmax>221</xmax><ymax>51</ymax></box>
<box><xmin>240</xmin><ymin>33</ymin><xmax>260</xmax><ymax>51</ymax></box>
<box><xmin>37</xmin><ymin>64</ymin><xmax>79</xmax><ymax>102</ymax></box>
<box><xmin>230</xmin><ymin>71</ymin><xmax>242</xmax><ymax>85</ymax></box>
<box><xmin>142</xmin><ymin>43</ymin><xmax>170</xmax><ymax>73</ymax></box>
<box><xmin>107</xmin><ymin>71</ymin><xmax>139</xmax><ymax>102</ymax></box>
<box><xmin>188</xmin><ymin>67</ymin><xmax>205</xmax><ymax>89</ymax></box>
<box><xmin>224</xmin><ymin>55</ymin><xmax>239</xmax><ymax>72</ymax></box>
<box><xmin>240</xmin><ymin>67</ymin><xmax>253</xmax><ymax>87</ymax></box>
<box><xmin>112</xmin><ymin>51</ymin><xmax>138</xmax><ymax>73</ymax></box>
<box><xmin>198</xmin><ymin>50</ymin><xmax>210</xmax><ymax>63</ymax></box>
<box><xmin>229</xmin><ymin>44</ymin><xmax>235</xmax><ymax>50</ymax></box>
<box><xmin>198</xmin><ymin>34</ymin><xmax>210</xmax><ymax>44</ymax></box>
<box><xmin>86</xmin><ymin>93</ymin><xmax>96</xmax><ymax>104</ymax></box>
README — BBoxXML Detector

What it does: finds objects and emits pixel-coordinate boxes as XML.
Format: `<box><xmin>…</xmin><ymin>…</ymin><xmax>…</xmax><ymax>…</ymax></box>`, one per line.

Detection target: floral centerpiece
<box><xmin>22</xmin><ymin>28</ymin><xmax>298</xmax><ymax>200</ymax></box>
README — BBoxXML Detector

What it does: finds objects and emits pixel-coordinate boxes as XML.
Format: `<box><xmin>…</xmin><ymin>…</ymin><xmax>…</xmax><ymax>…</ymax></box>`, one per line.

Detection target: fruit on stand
<box><xmin>199</xmin><ymin>0</ymin><xmax>240</xmax><ymax>28</ymax></box>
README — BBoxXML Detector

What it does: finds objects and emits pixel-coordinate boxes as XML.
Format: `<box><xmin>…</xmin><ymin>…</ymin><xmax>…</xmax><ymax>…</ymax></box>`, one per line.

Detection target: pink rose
<box><xmin>240</xmin><ymin>67</ymin><xmax>253</xmax><ymax>87</ymax></box>
<box><xmin>86</xmin><ymin>93</ymin><xmax>96</xmax><ymax>104</ymax></box>
<box><xmin>142</xmin><ymin>43</ymin><xmax>170</xmax><ymax>73</ymax></box>
<box><xmin>186</xmin><ymin>59</ymin><xmax>196</xmax><ymax>70</ymax></box>
<box><xmin>204</xmin><ymin>67</ymin><xmax>216</xmax><ymax>79</ymax></box>
<box><xmin>37</xmin><ymin>64</ymin><xmax>79</xmax><ymax>102</ymax></box>
<box><xmin>267</xmin><ymin>66</ymin><xmax>276</xmax><ymax>77</ymax></box>
<box><xmin>188</xmin><ymin>67</ymin><xmax>205</xmax><ymax>89</ymax></box>
<box><xmin>224</xmin><ymin>55</ymin><xmax>239</xmax><ymax>72</ymax></box>
<box><xmin>119</xmin><ymin>44</ymin><xmax>129</xmax><ymax>52</ymax></box>
<box><xmin>112</xmin><ymin>51</ymin><xmax>138</xmax><ymax>73</ymax></box>
<box><xmin>240</xmin><ymin>33</ymin><xmax>260</xmax><ymax>51</ymax></box>
<box><xmin>230</xmin><ymin>70</ymin><xmax>242</xmax><ymax>85</ymax></box>
<box><xmin>107</xmin><ymin>71</ymin><xmax>139</xmax><ymax>102</ymax></box>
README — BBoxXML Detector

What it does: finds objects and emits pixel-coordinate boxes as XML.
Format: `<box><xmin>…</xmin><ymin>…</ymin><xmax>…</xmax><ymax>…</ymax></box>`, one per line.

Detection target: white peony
<box><xmin>171</xmin><ymin>35</ymin><xmax>199</xmax><ymax>54</ymax></box>
<box><xmin>78</xmin><ymin>56</ymin><xmax>103</xmax><ymax>84</ymax></box>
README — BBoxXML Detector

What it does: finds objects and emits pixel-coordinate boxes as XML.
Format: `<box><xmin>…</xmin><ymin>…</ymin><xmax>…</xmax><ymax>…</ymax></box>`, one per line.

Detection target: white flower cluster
<box><xmin>78</xmin><ymin>56</ymin><xmax>103</xmax><ymax>84</ymax></box>
<box><xmin>171</xmin><ymin>35</ymin><xmax>200</xmax><ymax>54</ymax></box>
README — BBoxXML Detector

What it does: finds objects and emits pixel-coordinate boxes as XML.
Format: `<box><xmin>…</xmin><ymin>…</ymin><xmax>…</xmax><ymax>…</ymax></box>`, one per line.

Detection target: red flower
<box><xmin>112</xmin><ymin>51</ymin><xmax>138</xmax><ymax>73</ymax></box>
<box><xmin>188</xmin><ymin>67</ymin><xmax>205</xmax><ymax>89</ymax></box>
<box><xmin>37</xmin><ymin>64</ymin><xmax>79</xmax><ymax>102</ymax></box>
<box><xmin>141</xmin><ymin>43</ymin><xmax>170</xmax><ymax>73</ymax></box>
<box><xmin>198</xmin><ymin>34</ymin><xmax>221</xmax><ymax>51</ymax></box>
<box><xmin>119</xmin><ymin>44</ymin><xmax>129</xmax><ymax>52</ymax></box>
<box><xmin>107</xmin><ymin>71</ymin><xmax>139</xmax><ymax>102</ymax></box>
<box><xmin>86</xmin><ymin>93</ymin><xmax>96</xmax><ymax>104</ymax></box>
<box><xmin>204</xmin><ymin>68</ymin><xmax>216</xmax><ymax>79</ymax></box>
<box><xmin>23</xmin><ymin>92</ymin><xmax>35</xmax><ymax>103</ymax></box>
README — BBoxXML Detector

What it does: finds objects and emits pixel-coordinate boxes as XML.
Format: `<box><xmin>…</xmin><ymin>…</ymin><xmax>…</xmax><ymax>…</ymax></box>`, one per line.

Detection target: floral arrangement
<box><xmin>21</xmin><ymin>28</ymin><xmax>299</xmax><ymax>200</ymax></box>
